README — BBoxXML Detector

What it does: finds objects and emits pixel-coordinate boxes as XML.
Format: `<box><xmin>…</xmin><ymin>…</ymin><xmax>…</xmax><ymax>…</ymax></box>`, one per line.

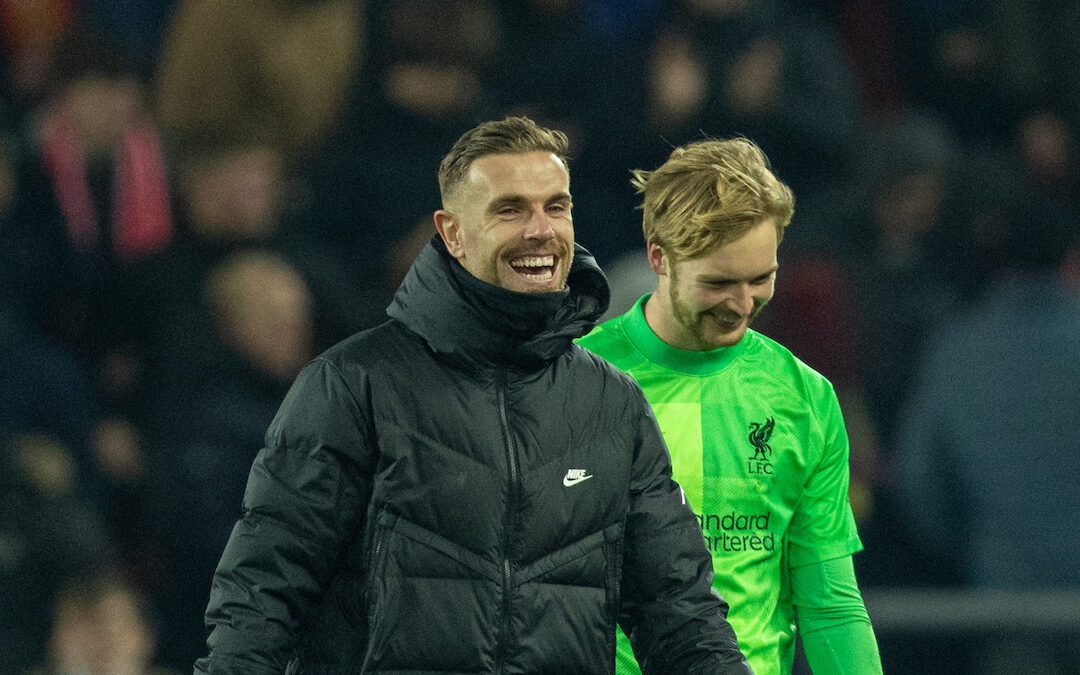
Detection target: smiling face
<box><xmin>435</xmin><ymin>151</ymin><xmax>574</xmax><ymax>293</ymax></box>
<box><xmin>645</xmin><ymin>218</ymin><xmax>778</xmax><ymax>350</ymax></box>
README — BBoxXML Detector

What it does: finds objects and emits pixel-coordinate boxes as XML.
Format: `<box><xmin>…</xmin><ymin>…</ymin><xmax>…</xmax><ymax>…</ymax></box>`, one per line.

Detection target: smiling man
<box><xmin>578</xmin><ymin>138</ymin><xmax>883</xmax><ymax>675</ymax></box>
<box><xmin>195</xmin><ymin>117</ymin><xmax>752</xmax><ymax>674</ymax></box>
<box><xmin>434</xmin><ymin>148</ymin><xmax>574</xmax><ymax>293</ymax></box>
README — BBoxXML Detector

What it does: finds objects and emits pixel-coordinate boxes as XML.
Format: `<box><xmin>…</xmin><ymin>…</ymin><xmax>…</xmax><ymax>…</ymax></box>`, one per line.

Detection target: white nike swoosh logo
<box><xmin>563</xmin><ymin>474</ymin><xmax>593</xmax><ymax>487</ymax></box>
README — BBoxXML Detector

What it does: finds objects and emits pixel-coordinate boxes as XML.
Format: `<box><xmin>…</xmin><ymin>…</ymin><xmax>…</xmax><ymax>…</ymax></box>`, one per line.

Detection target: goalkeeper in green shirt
<box><xmin>578</xmin><ymin>138</ymin><xmax>883</xmax><ymax>675</ymax></box>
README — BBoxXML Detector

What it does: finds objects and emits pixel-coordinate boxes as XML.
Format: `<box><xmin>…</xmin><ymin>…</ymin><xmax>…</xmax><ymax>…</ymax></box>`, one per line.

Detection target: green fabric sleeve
<box><xmin>791</xmin><ymin>555</ymin><xmax>883</xmax><ymax>674</ymax></box>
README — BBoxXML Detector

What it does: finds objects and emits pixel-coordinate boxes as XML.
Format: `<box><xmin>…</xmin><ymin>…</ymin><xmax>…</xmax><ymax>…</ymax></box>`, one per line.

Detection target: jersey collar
<box><xmin>622</xmin><ymin>294</ymin><xmax>750</xmax><ymax>375</ymax></box>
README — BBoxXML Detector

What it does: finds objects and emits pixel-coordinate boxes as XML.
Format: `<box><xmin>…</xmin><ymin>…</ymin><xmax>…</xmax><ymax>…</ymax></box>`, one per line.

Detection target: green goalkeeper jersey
<box><xmin>577</xmin><ymin>296</ymin><xmax>864</xmax><ymax>675</ymax></box>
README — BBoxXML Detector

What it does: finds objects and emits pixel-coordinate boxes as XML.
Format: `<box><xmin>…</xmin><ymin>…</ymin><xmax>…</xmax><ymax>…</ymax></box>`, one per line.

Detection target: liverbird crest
<box><xmin>748</xmin><ymin>417</ymin><xmax>776</xmax><ymax>461</ymax></box>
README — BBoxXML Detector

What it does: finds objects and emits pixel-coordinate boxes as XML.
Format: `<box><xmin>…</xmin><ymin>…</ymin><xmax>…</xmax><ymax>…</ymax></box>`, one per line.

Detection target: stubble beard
<box><xmin>667</xmin><ymin>272</ymin><xmax>767</xmax><ymax>350</ymax></box>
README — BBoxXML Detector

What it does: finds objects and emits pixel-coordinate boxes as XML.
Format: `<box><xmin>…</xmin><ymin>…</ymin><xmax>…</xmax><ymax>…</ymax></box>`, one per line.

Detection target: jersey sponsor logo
<box><xmin>696</xmin><ymin>511</ymin><xmax>776</xmax><ymax>553</ymax></box>
<box><xmin>563</xmin><ymin>468</ymin><xmax>593</xmax><ymax>487</ymax></box>
<box><xmin>747</xmin><ymin>417</ymin><xmax>776</xmax><ymax>475</ymax></box>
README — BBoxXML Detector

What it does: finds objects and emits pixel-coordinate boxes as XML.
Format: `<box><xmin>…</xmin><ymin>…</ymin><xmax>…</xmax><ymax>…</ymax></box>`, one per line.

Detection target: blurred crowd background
<box><xmin>1</xmin><ymin>0</ymin><xmax>1078</xmax><ymax>673</ymax></box>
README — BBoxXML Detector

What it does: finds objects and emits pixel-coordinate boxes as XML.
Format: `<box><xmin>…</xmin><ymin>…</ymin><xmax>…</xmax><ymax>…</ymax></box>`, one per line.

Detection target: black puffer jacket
<box><xmin>195</xmin><ymin>238</ymin><xmax>750</xmax><ymax>674</ymax></box>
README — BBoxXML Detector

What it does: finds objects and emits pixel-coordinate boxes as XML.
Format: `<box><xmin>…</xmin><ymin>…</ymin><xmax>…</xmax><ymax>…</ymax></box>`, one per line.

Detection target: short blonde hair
<box><xmin>632</xmin><ymin>138</ymin><xmax>794</xmax><ymax>260</ymax></box>
<box><xmin>438</xmin><ymin>116</ymin><xmax>570</xmax><ymax>207</ymax></box>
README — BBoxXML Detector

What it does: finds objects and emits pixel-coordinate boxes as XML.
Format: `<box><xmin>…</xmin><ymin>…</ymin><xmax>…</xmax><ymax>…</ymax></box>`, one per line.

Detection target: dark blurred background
<box><xmin>1</xmin><ymin>0</ymin><xmax>1078</xmax><ymax>673</ymax></box>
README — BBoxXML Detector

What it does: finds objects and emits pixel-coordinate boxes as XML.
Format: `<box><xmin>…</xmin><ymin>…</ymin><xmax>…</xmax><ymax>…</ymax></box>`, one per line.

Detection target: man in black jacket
<box><xmin>195</xmin><ymin>116</ymin><xmax>751</xmax><ymax>674</ymax></box>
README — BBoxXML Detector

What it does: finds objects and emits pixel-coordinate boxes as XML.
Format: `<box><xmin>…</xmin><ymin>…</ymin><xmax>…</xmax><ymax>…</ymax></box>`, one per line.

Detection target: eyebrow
<box><xmin>485</xmin><ymin>192</ymin><xmax>572</xmax><ymax>215</ymax></box>
<box><xmin>486</xmin><ymin>194</ymin><xmax>529</xmax><ymax>214</ymax></box>
<box><xmin>698</xmin><ymin>264</ymin><xmax>778</xmax><ymax>284</ymax></box>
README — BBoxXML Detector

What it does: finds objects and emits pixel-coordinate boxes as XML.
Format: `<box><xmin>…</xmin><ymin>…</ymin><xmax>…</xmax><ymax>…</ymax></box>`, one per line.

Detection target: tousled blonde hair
<box><xmin>632</xmin><ymin>138</ymin><xmax>794</xmax><ymax>260</ymax></box>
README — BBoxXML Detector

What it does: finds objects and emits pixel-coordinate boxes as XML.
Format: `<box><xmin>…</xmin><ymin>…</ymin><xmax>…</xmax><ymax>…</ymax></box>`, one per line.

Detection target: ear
<box><xmin>646</xmin><ymin>240</ymin><xmax>668</xmax><ymax>276</ymax></box>
<box><xmin>434</xmin><ymin>210</ymin><xmax>465</xmax><ymax>260</ymax></box>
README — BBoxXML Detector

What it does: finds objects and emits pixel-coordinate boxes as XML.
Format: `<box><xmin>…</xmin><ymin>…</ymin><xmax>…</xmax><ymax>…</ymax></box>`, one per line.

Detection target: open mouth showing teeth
<box><xmin>510</xmin><ymin>255</ymin><xmax>556</xmax><ymax>281</ymax></box>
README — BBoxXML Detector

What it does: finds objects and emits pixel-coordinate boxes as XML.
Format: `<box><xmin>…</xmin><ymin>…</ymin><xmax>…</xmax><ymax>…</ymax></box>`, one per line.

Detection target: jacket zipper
<box><xmin>494</xmin><ymin>370</ymin><xmax>519</xmax><ymax>675</ymax></box>
<box><xmin>353</xmin><ymin>508</ymin><xmax>389</xmax><ymax>672</ymax></box>
<box><xmin>366</xmin><ymin>507</ymin><xmax>388</xmax><ymax>595</ymax></box>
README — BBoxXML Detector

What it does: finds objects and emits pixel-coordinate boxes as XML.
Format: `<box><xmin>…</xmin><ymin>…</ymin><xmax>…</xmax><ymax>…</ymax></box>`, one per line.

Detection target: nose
<box><xmin>727</xmin><ymin>284</ymin><xmax>755</xmax><ymax>317</ymax></box>
<box><xmin>523</xmin><ymin>209</ymin><xmax>555</xmax><ymax>241</ymax></box>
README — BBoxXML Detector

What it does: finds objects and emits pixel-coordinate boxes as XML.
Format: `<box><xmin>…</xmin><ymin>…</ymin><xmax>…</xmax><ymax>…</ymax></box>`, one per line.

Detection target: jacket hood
<box><xmin>387</xmin><ymin>235</ymin><xmax>609</xmax><ymax>369</ymax></box>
